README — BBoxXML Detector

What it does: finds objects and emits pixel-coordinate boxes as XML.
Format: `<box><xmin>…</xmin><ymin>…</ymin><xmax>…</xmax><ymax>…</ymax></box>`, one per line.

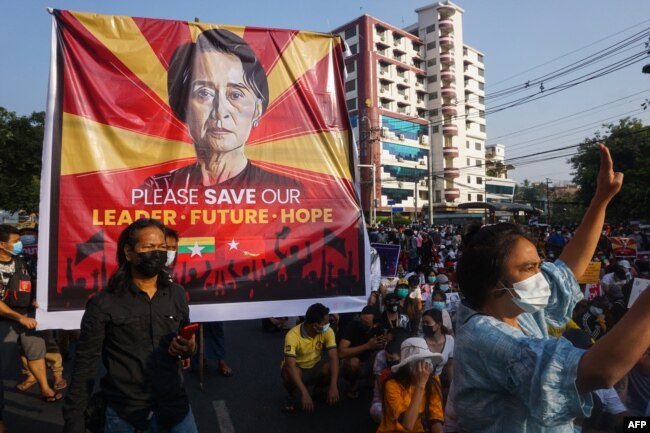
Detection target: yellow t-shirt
<box><xmin>377</xmin><ymin>376</ymin><xmax>444</xmax><ymax>433</ymax></box>
<box><xmin>283</xmin><ymin>323</ymin><xmax>337</xmax><ymax>369</ymax></box>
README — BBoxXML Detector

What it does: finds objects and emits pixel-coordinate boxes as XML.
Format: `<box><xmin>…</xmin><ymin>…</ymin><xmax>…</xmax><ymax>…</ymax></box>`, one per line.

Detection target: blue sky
<box><xmin>2</xmin><ymin>0</ymin><xmax>649</xmax><ymax>183</ymax></box>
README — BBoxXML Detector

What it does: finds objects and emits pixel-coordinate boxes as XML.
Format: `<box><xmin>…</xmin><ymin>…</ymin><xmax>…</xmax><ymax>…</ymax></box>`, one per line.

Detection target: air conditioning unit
<box><xmin>398</xmin><ymin>181</ymin><xmax>404</xmax><ymax>188</ymax></box>
<box><xmin>380</xmin><ymin>35</ymin><xmax>386</xmax><ymax>41</ymax></box>
<box><xmin>419</xmin><ymin>161</ymin><xmax>426</xmax><ymax>166</ymax></box>
<box><xmin>397</xmin><ymin>156</ymin><xmax>404</xmax><ymax>162</ymax></box>
<box><xmin>403</xmin><ymin>78</ymin><xmax>408</xmax><ymax>83</ymax></box>
<box><xmin>380</xmin><ymin>70</ymin><xmax>386</xmax><ymax>75</ymax></box>
<box><xmin>394</xmin><ymin>40</ymin><xmax>400</xmax><ymax>47</ymax></box>
<box><xmin>419</xmin><ymin>135</ymin><xmax>430</xmax><ymax>145</ymax></box>
<box><xmin>420</xmin><ymin>180</ymin><xmax>427</xmax><ymax>186</ymax></box>
<box><xmin>404</xmin><ymin>95</ymin><xmax>409</xmax><ymax>100</ymax></box>
<box><xmin>381</xmin><ymin>127</ymin><xmax>389</xmax><ymax>137</ymax></box>
<box><xmin>399</xmin><ymin>134</ymin><xmax>406</xmax><ymax>141</ymax></box>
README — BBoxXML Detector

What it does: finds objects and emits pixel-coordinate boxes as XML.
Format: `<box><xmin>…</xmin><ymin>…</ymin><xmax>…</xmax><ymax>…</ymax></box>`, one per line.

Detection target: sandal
<box><xmin>16</xmin><ymin>378</ymin><xmax>38</xmax><ymax>392</ymax></box>
<box><xmin>41</xmin><ymin>392</ymin><xmax>63</xmax><ymax>403</ymax></box>
<box><xmin>218</xmin><ymin>360</ymin><xmax>233</xmax><ymax>377</ymax></box>
<box><xmin>54</xmin><ymin>378</ymin><xmax>68</xmax><ymax>390</ymax></box>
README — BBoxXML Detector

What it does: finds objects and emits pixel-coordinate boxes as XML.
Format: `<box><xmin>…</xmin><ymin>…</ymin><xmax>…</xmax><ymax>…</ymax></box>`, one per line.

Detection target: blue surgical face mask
<box><xmin>21</xmin><ymin>235</ymin><xmax>36</xmax><ymax>246</ymax></box>
<box><xmin>165</xmin><ymin>250</ymin><xmax>176</xmax><ymax>267</ymax></box>
<box><xmin>427</xmin><ymin>276</ymin><xmax>436</xmax><ymax>284</ymax></box>
<box><xmin>433</xmin><ymin>301</ymin><xmax>446</xmax><ymax>311</ymax></box>
<box><xmin>6</xmin><ymin>241</ymin><xmax>23</xmax><ymax>256</ymax></box>
<box><xmin>439</xmin><ymin>284</ymin><xmax>449</xmax><ymax>292</ymax></box>
<box><xmin>590</xmin><ymin>306</ymin><xmax>604</xmax><ymax>316</ymax></box>
<box><xmin>318</xmin><ymin>323</ymin><xmax>330</xmax><ymax>333</ymax></box>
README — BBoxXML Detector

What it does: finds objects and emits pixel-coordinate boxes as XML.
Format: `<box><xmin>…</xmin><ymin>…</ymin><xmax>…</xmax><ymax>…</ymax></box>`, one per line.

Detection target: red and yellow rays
<box><xmin>56</xmin><ymin>10</ymin><xmax>353</xmax><ymax>182</ymax></box>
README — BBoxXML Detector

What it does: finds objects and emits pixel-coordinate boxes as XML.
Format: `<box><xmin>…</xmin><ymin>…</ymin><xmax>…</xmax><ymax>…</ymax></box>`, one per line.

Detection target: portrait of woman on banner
<box><xmin>143</xmin><ymin>29</ymin><xmax>301</xmax><ymax>191</ymax></box>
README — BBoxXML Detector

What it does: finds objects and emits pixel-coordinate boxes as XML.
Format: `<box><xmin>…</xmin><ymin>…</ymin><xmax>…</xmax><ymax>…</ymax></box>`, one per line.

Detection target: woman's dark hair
<box><xmin>168</xmin><ymin>29</ymin><xmax>269</xmax><ymax>122</ymax></box>
<box><xmin>456</xmin><ymin>223</ymin><xmax>534</xmax><ymax>309</ymax></box>
<box><xmin>423</xmin><ymin>308</ymin><xmax>450</xmax><ymax>335</ymax></box>
<box><xmin>304</xmin><ymin>303</ymin><xmax>330</xmax><ymax>324</ymax></box>
<box><xmin>107</xmin><ymin>219</ymin><xmax>171</xmax><ymax>294</ymax></box>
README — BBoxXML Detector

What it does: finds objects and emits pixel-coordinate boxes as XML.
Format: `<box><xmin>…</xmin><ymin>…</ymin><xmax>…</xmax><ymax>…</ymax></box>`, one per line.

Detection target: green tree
<box><xmin>0</xmin><ymin>107</ymin><xmax>44</xmax><ymax>213</ymax></box>
<box><xmin>570</xmin><ymin>117</ymin><xmax>650</xmax><ymax>223</ymax></box>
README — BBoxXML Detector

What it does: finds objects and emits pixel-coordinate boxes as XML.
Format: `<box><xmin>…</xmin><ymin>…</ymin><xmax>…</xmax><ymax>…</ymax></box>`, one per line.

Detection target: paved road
<box><xmin>2</xmin><ymin>320</ymin><xmax>378</xmax><ymax>433</ymax></box>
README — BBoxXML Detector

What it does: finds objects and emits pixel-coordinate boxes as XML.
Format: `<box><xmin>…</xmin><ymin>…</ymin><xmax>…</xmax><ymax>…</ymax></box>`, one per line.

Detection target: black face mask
<box><xmin>422</xmin><ymin>325</ymin><xmax>436</xmax><ymax>338</ymax></box>
<box><xmin>133</xmin><ymin>251</ymin><xmax>167</xmax><ymax>278</ymax></box>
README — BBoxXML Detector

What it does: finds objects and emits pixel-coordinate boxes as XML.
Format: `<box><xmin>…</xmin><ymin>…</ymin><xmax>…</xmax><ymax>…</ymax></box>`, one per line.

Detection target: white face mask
<box><xmin>500</xmin><ymin>272</ymin><xmax>551</xmax><ymax>314</ymax></box>
<box><xmin>165</xmin><ymin>250</ymin><xmax>176</xmax><ymax>267</ymax></box>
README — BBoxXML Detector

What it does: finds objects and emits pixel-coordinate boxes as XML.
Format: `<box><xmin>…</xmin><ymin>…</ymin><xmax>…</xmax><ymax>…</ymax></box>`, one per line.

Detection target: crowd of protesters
<box><xmin>1</xmin><ymin>145</ymin><xmax>650</xmax><ymax>432</ymax></box>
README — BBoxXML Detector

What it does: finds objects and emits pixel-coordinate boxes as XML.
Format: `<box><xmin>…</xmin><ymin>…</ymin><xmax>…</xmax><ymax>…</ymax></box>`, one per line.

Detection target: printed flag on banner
<box><xmin>36</xmin><ymin>10</ymin><xmax>369</xmax><ymax>329</ymax></box>
<box><xmin>611</xmin><ymin>237</ymin><xmax>637</xmax><ymax>258</ymax></box>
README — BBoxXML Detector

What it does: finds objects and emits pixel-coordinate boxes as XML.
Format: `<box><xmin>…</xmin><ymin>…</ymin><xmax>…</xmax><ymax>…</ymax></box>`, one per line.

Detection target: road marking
<box><xmin>213</xmin><ymin>400</ymin><xmax>235</xmax><ymax>433</ymax></box>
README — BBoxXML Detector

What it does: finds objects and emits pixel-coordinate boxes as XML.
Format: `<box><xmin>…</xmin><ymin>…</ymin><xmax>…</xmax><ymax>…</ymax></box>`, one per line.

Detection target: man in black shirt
<box><xmin>63</xmin><ymin>219</ymin><xmax>197</xmax><ymax>433</ymax></box>
<box><xmin>338</xmin><ymin>306</ymin><xmax>385</xmax><ymax>399</ymax></box>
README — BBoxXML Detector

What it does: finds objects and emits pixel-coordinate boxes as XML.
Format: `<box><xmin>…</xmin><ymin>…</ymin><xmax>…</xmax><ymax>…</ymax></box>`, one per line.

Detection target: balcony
<box><xmin>441</xmin><ymin>104</ymin><xmax>457</xmax><ymax>116</ymax></box>
<box><xmin>439</xmin><ymin>19</ymin><xmax>454</xmax><ymax>33</ymax></box>
<box><xmin>444</xmin><ymin>167</ymin><xmax>460</xmax><ymax>178</ymax></box>
<box><xmin>440</xmin><ymin>52</ymin><xmax>455</xmax><ymax>65</ymax></box>
<box><xmin>442</xmin><ymin>146</ymin><xmax>459</xmax><ymax>158</ymax></box>
<box><xmin>440</xmin><ymin>69</ymin><xmax>455</xmax><ymax>82</ymax></box>
<box><xmin>444</xmin><ymin>187</ymin><xmax>461</xmax><ymax>201</ymax></box>
<box><xmin>439</xmin><ymin>36</ymin><xmax>454</xmax><ymax>48</ymax></box>
<box><xmin>442</xmin><ymin>124</ymin><xmax>458</xmax><ymax>136</ymax></box>
<box><xmin>438</xmin><ymin>4</ymin><xmax>456</xmax><ymax>18</ymax></box>
<box><xmin>441</xmin><ymin>85</ymin><xmax>456</xmax><ymax>99</ymax></box>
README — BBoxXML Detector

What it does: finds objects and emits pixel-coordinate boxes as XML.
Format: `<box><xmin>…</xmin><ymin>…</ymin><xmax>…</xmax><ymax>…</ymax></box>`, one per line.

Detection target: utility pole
<box><xmin>545</xmin><ymin>178</ymin><xmax>552</xmax><ymax>225</ymax></box>
<box><xmin>358</xmin><ymin>164</ymin><xmax>376</xmax><ymax>225</ymax></box>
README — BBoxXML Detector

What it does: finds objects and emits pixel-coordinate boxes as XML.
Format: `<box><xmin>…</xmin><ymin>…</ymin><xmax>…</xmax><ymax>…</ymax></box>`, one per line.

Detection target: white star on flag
<box><xmin>228</xmin><ymin>239</ymin><xmax>239</xmax><ymax>250</ymax></box>
<box><xmin>189</xmin><ymin>241</ymin><xmax>205</xmax><ymax>257</ymax></box>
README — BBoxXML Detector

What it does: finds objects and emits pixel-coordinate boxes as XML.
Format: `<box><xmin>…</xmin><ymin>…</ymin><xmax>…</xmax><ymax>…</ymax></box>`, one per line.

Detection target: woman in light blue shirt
<box><xmin>453</xmin><ymin>145</ymin><xmax>650</xmax><ymax>432</ymax></box>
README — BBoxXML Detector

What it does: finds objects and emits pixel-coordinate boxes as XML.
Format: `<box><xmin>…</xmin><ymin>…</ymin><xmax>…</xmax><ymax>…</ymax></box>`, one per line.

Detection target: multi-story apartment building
<box><xmin>485</xmin><ymin>143</ymin><xmax>516</xmax><ymax>204</ymax></box>
<box><xmin>333</xmin><ymin>1</ymin><xmax>486</xmax><ymax>223</ymax></box>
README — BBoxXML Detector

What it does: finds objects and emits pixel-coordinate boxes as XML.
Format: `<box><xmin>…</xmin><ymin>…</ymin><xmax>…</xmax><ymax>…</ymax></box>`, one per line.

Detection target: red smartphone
<box><xmin>179</xmin><ymin>323</ymin><xmax>199</xmax><ymax>340</ymax></box>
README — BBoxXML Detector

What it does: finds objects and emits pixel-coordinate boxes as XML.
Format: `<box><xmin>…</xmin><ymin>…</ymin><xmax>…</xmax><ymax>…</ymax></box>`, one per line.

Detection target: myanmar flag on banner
<box><xmin>178</xmin><ymin>237</ymin><xmax>215</xmax><ymax>262</ymax></box>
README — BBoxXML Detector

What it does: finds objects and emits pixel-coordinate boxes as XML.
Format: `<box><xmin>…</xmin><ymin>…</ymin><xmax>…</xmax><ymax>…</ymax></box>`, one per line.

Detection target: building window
<box><xmin>428</xmin><ymin>92</ymin><xmax>438</xmax><ymax>100</ymax></box>
<box><xmin>477</xmin><ymin>194</ymin><xmax>483</xmax><ymax>201</ymax></box>
<box><xmin>426</xmin><ymin>24</ymin><xmax>436</xmax><ymax>33</ymax></box>
<box><xmin>345</xmin><ymin>27</ymin><xmax>357</xmax><ymax>39</ymax></box>
<box><xmin>467</xmin><ymin>158</ymin><xmax>470</xmax><ymax>166</ymax></box>
<box><xmin>478</xmin><ymin>54</ymin><xmax>484</xmax><ymax>63</ymax></box>
<box><xmin>478</xmin><ymin>68</ymin><xmax>485</xmax><ymax>77</ymax></box>
<box><xmin>466</xmin><ymin>140</ymin><xmax>470</xmax><ymax>149</ymax></box>
<box><xmin>427</xmin><ymin>75</ymin><xmax>437</xmax><ymax>83</ymax></box>
<box><xmin>426</xmin><ymin>41</ymin><xmax>436</xmax><ymax>50</ymax></box>
<box><xmin>381</xmin><ymin>100</ymin><xmax>390</xmax><ymax>109</ymax></box>
<box><xmin>349</xmin><ymin>43</ymin><xmax>358</xmax><ymax>55</ymax></box>
<box><xmin>476</xmin><ymin>177</ymin><xmax>483</xmax><ymax>184</ymax></box>
<box><xmin>345</xmin><ymin>80</ymin><xmax>356</xmax><ymax>92</ymax></box>
<box><xmin>475</xmin><ymin>142</ymin><xmax>481</xmax><ymax>151</ymax></box>
<box><xmin>432</xmin><ymin>125</ymin><xmax>439</xmax><ymax>133</ymax></box>
<box><xmin>479</xmin><ymin>96</ymin><xmax>485</xmax><ymax>104</ymax></box>
<box><xmin>346</xmin><ymin>99</ymin><xmax>357</xmax><ymax>111</ymax></box>
<box><xmin>480</xmin><ymin>124</ymin><xmax>486</xmax><ymax>132</ymax></box>
<box><xmin>430</xmin><ymin>108</ymin><xmax>439</xmax><ymax>116</ymax></box>
<box><xmin>476</xmin><ymin>160</ymin><xmax>482</xmax><ymax>167</ymax></box>
<box><xmin>467</xmin><ymin>176</ymin><xmax>471</xmax><ymax>183</ymax></box>
<box><xmin>479</xmin><ymin>82</ymin><xmax>484</xmax><ymax>91</ymax></box>
<box><xmin>463</xmin><ymin>47</ymin><xmax>468</xmax><ymax>56</ymax></box>
<box><xmin>427</xmin><ymin>58</ymin><xmax>437</xmax><ymax>67</ymax></box>
<box><xmin>346</xmin><ymin>61</ymin><xmax>356</xmax><ymax>72</ymax></box>
<box><xmin>435</xmin><ymin>190</ymin><xmax>442</xmax><ymax>202</ymax></box>
<box><xmin>468</xmin><ymin>193</ymin><xmax>472</xmax><ymax>201</ymax></box>
<box><xmin>479</xmin><ymin>110</ymin><xmax>485</xmax><ymax>118</ymax></box>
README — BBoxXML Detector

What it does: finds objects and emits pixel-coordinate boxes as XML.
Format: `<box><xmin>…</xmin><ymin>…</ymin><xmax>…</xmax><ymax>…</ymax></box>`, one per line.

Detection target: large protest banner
<box><xmin>36</xmin><ymin>10</ymin><xmax>368</xmax><ymax>329</ymax></box>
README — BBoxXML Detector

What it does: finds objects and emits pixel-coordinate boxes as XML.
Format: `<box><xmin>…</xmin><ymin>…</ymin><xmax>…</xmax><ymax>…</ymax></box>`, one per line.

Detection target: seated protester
<box><xmin>394</xmin><ymin>279</ymin><xmax>410</xmax><ymax>299</ymax></box>
<box><xmin>378</xmin><ymin>293</ymin><xmax>410</xmax><ymax>334</ymax></box>
<box><xmin>339</xmin><ymin>306</ymin><xmax>386</xmax><ymax>399</ymax></box>
<box><xmin>370</xmin><ymin>328</ymin><xmax>410</xmax><ymax>423</ymax></box>
<box><xmin>581</xmin><ymin>296</ymin><xmax>610</xmax><ymax>341</ymax></box>
<box><xmin>403</xmin><ymin>292</ymin><xmax>424</xmax><ymax>336</ymax></box>
<box><xmin>422</xmin><ymin>309</ymin><xmax>454</xmax><ymax>399</ymax></box>
<box><xmin>429</xmin><ymin>290</ymin><xmax>454</xmax><ymax>336</ymax></box>
<box><xmin>563</xmin><ymin>329</ymin><xmax>629</xmax><ymax>432</ymax></box>
<box><xmin>600</xmin><ymin>265</ymin><xmax>630</xmax><ymax>297</ymax></box>
<box><xmin>281</xmin><ymin>303</ymin><xmax>339</xmax><ymax>413</ymax></box>
<box><xmin>377</xmin><ymin>338</ymin><xmax>444</xmax><ymax>433</ymax></box>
